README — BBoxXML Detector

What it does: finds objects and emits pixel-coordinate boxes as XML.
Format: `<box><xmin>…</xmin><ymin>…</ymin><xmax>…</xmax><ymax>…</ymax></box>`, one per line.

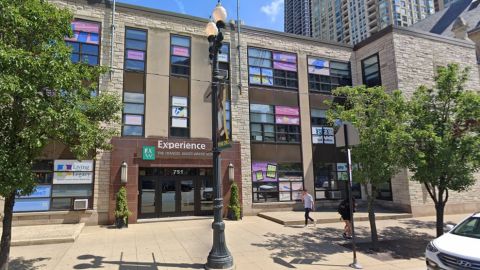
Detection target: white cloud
<box><xmin>174</xmin><ymin>0</ymin><xmax>186</xmax><ymax>14</ymax></box>
<box><xmin>261</xmin><ymin>0</ymin><xmax>284</xmax><ymax>22</ymax></box>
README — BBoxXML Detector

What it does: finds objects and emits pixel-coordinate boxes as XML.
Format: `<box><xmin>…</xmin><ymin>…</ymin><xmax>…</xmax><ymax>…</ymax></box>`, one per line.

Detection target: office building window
<box><xmin>123</xmin><ymin>28</ymin><xmax>147</xmax><ymax>136</ymax></box>
<box><xmin>248</xmin><ymin>48</ymin><xmax>298</xmax><ymax>89</ymax></box>
<box><xmin>250</xmin><ymin>104</ymin><xmax>300</xmax><ymax>143</ymax></box>
<box><xmin>307</xmin><ymin>57</ymin><xmax>351</xmax><ymax>93</ymax></box>
<box><xmin>362</xmin><ymin>54</ymin><xmax>381</xmax><ymax>87</ymax></box>
<box><xmin>171</xmin><ymin>35</ymin><xmax>191</xmax><ymax>76</ymax></box>
<box><xmin>170</xmin><ymin>96</ymin><xmax>189</xmax><ymax>137</ymax></box>
<box><xmin>252</xmin><ymin>162</ymin><xmax>304</xmax><ymax>202</ymax></box>
<box><xmin>65</xmin><ymin>19</ymin><xmax>101</xmax><ymax>65</ymax></box>
<box><xmin>311</xmin><ymin>109</ymin><xmax>335</xmax><ymax>145</ymax></box>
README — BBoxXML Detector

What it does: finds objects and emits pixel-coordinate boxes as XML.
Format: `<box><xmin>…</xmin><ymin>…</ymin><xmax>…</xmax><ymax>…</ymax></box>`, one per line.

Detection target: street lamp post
<box><xmin>205</xmin><ymin>2</ymin><xmax>234</xmax><ymax>269</ymax></box>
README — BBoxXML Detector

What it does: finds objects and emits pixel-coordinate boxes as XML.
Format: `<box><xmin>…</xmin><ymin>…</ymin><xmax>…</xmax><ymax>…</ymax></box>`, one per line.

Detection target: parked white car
<box><xmin>426</xmin><ymin>212</ymin><xmax>480</xmax><ymax>270</ymax></box>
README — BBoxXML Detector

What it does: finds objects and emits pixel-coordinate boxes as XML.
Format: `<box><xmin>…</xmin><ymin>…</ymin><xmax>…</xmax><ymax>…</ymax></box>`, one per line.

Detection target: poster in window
<box><xmin>172</xmin><ymin>46</ymin><xmax>190</xmax><ymax>57</ymax></box>
<box><xmin>323</xmin><ymin>127</ymin><xmax>334</xmax><ymax>136</ymax></box>
<box><xmin>218</xmin><ymin>53</ymin><xmax>229</xmax><ymax>63</ymax></box>
<box><xmin>308</xmin><ymin>58</ymin><xmax>330</xmax><ymax>75</ymax></box>
<box><xmin>312</xmin><ymin>135</ymin><xmax>323</xmax><ymax>144</ymax></box>
<box><xmin>261</xmin><ymin>76</ymin><xmax>273</xmax><ymax>86</ymax></box>
<box><xmin>338</xmin><ymin>171</ymin><xmax>348</xmax><ymax>181</ymax></box>
<box><xmin>172</xmin><ymin>117</ymin><xmax>188</xmax><ymax>128</ymax></box>
<box><xmin>172</xmin><ymin>96</ymin><xmax>188</xmax><ymax>107</ymax></box>
<box><xmin>279</xmin><ymin>182</ymin><xmax>291</xmax><ymax>191</ymax></box>
<box><xmin>18</xmin><ymin>185</ymin><xmax>52</xmax><ymax>199</ymax></box>
<box><xmin>273</xmin><ymin>61</ymin><xmax>297</xmax><ymax>72</ymax></box>
<box><xmin>255</xmin><ymin>171</ymin><xmax>264</xmax><ymax>181</ymax></box>
<box><xmin>250</xmin><ymin>104</ymin><xmax>272</xmax><ymax>113</ymax></box>
<box><xmin>249</xmin><ymin>66</ymin><xmax>261</xmax><ymax>75</ymax></box>
<box><xmin>312</xmin><ymin>127</ymin><xmax>323</xmax><ymax>136</ymax></box>
<box><xmin>276</xmin><ymin>106</ymin><xmax>299</xmax><ymax>116</ymax></box>
<box><xmin>172</xmin><ymin>107</ymin><xmax>188</xmax><ymax>117</ymax></box>
<box><xmin>124</xmin><ymin>115</ymin><xmax>143</xmax><ymax>125</ymax></box>
<box><xmin>273</xmin><ymin>52</ymin><xmax>297</xmax><ymax>63</ymax></box>
<box><xmin>279</xmin><ymin>192</ymin><xmax>291</xmax><ymax>201</ymax></box>
<box><xmin>53</xmin><ymin>171</ymin><xmax>94</xmax><ymax>184</ymax></box>
<box><xmin>292</xmin><ymin>191</ymin><xmax>303</xmax><ymax>201</ymax></box>
<box><xmin>324</xmin><ymin>136</ymin><xmax>335</xmax><ymax>144</ymax></box>
<box><xmin>292</xmin><ymin>182</ymin><xmax>304</xmax><ymax>191</ymax></box>
<box><xmin>249</xmin><ymin>75</ymin><xmax>262</xmax><ymax>85</ymax></box>
<box><xmin>261</xmin><ymin>68</ymin><xmax>273</xmax><ymax>77</ymax></box>
<box><xmin>71</xmin><ymin>20</ymin><xmax>100</xmax><ymax>34</ymax></box>
<box><xmin>127</xmin><ymin>50</ymin><xmax>145</xmax><ymax>61</ymax></box>
<box><xmin>266</xmin><ymin>164</ymin><xmax>277</xmax><ymax>179</ymax></box>
<box><xmin>337</xmin><ymin>163</ymin><xmax>348</xmax><ymax>172</ymax></box>
<box><xmin>54</xmin><ymin>160</ymin><xmax>94</xmax><ymax>172</ymax></box>
<box><xmin>252</xmin><ymin>162</ymin><xmax>277</xmax><ymax>182</ymax></box>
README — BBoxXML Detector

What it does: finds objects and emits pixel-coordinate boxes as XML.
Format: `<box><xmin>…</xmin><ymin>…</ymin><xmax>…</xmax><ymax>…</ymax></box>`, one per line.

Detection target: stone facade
<box><xmin>4</xmin><ymin>0</ymin><xmax>478</xmax><ymax>226</ymax></box>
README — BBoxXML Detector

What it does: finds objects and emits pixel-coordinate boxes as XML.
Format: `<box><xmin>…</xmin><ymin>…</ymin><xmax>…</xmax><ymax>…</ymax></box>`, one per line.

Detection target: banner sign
<box><xmin>217</xmin><ymin>84</ymin><xmax>231</xmax><ymax>149</ymax></box>
<box><xmin>54</xmin><ymin>160</ymin><xmax>93</xmax><ymax>172</ymax></box>
<box><xmin>53</xmin><ymin>172</ymin><xmax>94</xmax><ymax>184</ymax></box>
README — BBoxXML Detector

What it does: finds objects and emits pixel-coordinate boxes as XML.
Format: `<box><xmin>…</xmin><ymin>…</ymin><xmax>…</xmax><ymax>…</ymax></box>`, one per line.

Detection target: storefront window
<box><xmin>314</xmin><ymin>163</ymin><xmax>349</xmax><ymax>200</ymax></box>
<box><xmin>252</xmin><ymin>162</ymin><xmax>303</xmax><ymax>203</ymax></box>
<box><xmin>248</xmin><ymin>48</ymin><xmax>298</xmax><ymax>89</ymax></box>
<box><xmin>13</xmin><ymin>160</ymin><xmax>94</xmax><ymax>212</ymax></box>
<box><xmin>307</xmin><ymin>57</ymin><xmax>351</xmax><ymax>93</ymax></box>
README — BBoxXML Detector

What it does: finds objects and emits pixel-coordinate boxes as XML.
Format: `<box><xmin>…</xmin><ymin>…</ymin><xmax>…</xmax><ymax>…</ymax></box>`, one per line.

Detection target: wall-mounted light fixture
<box><xmin>121</xmin><ymin>161</ymin><xmax>128</xmax><ymax>184</ymax></box>
<box><xmin>228</xmin><ymin>162</ymin><xmax>234</xmax><ymax>183</ymax></box>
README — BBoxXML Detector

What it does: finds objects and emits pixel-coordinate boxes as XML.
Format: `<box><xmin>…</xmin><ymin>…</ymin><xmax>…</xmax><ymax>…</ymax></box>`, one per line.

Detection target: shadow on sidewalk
<box><xmin>10</xmin><ymin>257</ymin><xmax>50</xmax><ymax>270</ymax></box>
<box><xmin>73</xmin><ymin>253</ymin><xmax>203</xmax><ymax>269</ymax></box>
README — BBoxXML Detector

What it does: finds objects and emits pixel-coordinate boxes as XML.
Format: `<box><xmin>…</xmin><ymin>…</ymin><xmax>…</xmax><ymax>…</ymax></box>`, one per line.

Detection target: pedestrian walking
<box><xmin>338</xmin><ymin>198</ymin><xmax>355</xmax><ymax>239</ymax></box>
<box><xmin>301</xmin><ymin>189</ymin><xmax>316</xmax><ymax>227</ymax></box>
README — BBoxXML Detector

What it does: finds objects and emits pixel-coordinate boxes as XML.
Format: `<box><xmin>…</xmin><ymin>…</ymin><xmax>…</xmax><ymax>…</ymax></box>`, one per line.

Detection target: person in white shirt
<box><xmin>301</xmin><ymin>189</ymin><xmax>316</xmax><ymax>227</ymax></box>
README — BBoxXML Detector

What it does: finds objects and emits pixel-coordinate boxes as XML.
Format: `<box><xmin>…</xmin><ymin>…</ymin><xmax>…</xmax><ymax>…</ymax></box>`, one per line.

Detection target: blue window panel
<box><xmin>66</xmin><ymin>42</ymin><xmax>80</xmax><ymax>53</ymax></box>
<box><xmin>123</xmin><ymin>125</ymin><xmax>143</xmax><ymax>136</ymax></box>
<box><xmin>262</xmin><ymin>68</ymin><xmax>273</xmax><ymax>77</ymax></box>
<box><xmin>125</xmin><ymin>39</ymin><xmax>146</xmax><ymax>51</ymax></box>
<box><xmin>80</xmin><ymin>55</ymin><xmax>98</xmax><ymax>65</ymax></box>
<box><xmin>126</xmin><ymin>29</ymin><xmax>147</xmax><ymax>40</ymax></box>
<box><xmin>81</xmin><ymin>44</ymin><xmax>99</xmax><ymax>56</ymax></box>
<box><xmin>172</xmin><ymin>36</ymin><xmax>190</xmax><ymax>47</ymax></box>
<box><xmin>248</xmin><ymin>58</ymin><xmax>272</xmax><ymax>68</ymax></box>
<box><xmin>248</xmin><ymin>48</ymin><xmax>271</xmax><ymax>58</ymax></box>
<box><xmin>124</xmin><ymin>103</ymin><xmax>144</xmax><ymax>114</ymax></box>
<box><xmin>76</xmin><ymin>32</ymin><xmax>88</xmax><ymax>43</ymax></box>
<box><xmin>171</xmin><ymin>56</ymin><xmax>190</xmax><ymax>65</ymax></box>
<box><xmin>125</xmin><ymin>59</ymin><xmax>145</xmax><ymax>71</ymax></box>
<box><xmin>89</xmin><ymin>33</ymin><xmax>99</xmax><ymax>44</ymax></box>
<box><xmin>71</xmin><ymin>53</ymin><xmax>80</xmax><ymax>63</ymax></box>
<box><xmin>249</xmin><ymin>67</ymin><xmax>261</xmax><ymax>75</ymax></box>
<box><xmin>13</xmin><ymin>198</ymin><xmax>50</xmax><ymax>212</ymax></box>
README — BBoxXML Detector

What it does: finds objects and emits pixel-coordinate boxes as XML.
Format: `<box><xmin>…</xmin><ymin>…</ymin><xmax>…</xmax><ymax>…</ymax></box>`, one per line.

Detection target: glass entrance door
<box><xmin>160</xmin><ymin>179</ymin><xmax>176</xmax><ymax>214</ymax></box>
<box><xmin>139</xmin><ymin>176</ymin><xmax>157</xmax><ymax>218</ymax></box>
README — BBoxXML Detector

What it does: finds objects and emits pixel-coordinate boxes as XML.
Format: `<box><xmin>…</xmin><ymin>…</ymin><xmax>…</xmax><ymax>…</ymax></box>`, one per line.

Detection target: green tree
<box><xmin>0</xmin><ymin>0</ymin><xmax>121</xmax><ymax>268</ymax></box>
<box><xmin>326</xmin><ymin>86</ymin><xmax>409</xmax><ymax>250</ymax></box>
<box><xmin>228</xmin><ymin>183</ymin><xmax>241</xmax><ymax>220</ymax></box>
<box><xmin>404</xmin><ymin>64</ymin><xmax>480</xmax><ymax>237</ymax></box>
<box><xmin>114</xmin><ymin>187</ymin><xmax>132</xmax><ymax>227</ymax></box>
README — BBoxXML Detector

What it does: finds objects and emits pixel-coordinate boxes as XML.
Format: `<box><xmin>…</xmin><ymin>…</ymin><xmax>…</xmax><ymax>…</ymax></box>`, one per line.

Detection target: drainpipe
<box><xmin>236</xmin><ymin>0</ymin><xmax>242</xmax><ymax>94</ymax></box>
<box><xmin>110</xmin><ymin>0</ymin><xmax>116</xmax><ymax>80</ymax></box>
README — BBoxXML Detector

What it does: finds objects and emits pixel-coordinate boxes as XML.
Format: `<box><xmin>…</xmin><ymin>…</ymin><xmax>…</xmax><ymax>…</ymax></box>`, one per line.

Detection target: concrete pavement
<box><xmin>9</xmin><ymin>214</ymin><xmax>467</xmax><ymax>270</ymax></box>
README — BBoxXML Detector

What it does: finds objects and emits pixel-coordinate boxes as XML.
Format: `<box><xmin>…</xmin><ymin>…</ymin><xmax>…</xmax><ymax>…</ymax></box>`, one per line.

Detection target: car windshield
<box><xmin>451</xmin><ymin>217</ymin><xmax>480</xmax><ymax>239</ymax></box>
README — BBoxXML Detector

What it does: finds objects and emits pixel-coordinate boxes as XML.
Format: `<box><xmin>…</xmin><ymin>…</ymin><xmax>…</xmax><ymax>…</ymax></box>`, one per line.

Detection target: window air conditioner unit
<box><xmin>73</xmin><ymin>199</ymin><xmax>88</xmax><ymax>210</ymax></box>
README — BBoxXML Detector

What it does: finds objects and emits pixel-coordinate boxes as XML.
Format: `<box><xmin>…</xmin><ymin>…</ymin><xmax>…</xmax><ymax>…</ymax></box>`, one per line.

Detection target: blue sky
<box><xmin>116</xmin><ymin>0</ymin><xmax>285</xmax><ymax>32</ymax></box>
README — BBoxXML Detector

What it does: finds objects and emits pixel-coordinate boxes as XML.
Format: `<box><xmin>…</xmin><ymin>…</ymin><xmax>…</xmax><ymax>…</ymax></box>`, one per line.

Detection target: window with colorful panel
<box><xmin>65</xmin><ymin>19</ymin><xmax>101</xmax><ymax>65</ymax></box>
<box><xmin>122</xmin><ymin>28</ymin><xmax>147</xmax><ymax>137</ymax></box>
<box><xmin>170</xmin><ymin>96</ymin><xmax>189</xmax><ymax>137</ymax></box>
<box><xmin>252</xmin><ymin>162</ymin><xmax>304</xmax><ymax>203</ymax></box>
<box><xmin>311</xmin><ymin>109</ymin><xmax>335</xmax><ymax>145</ymax></box>
<box><xmin>171</xmin><ymin>35</ymin><xmax>191</xmax><ymax>76</ymax></box>
<box><xmin>307</xmin><ymin>57</ymin><xmax>351</xmax><ymax>93</ymax></box>
<box><xmin>13</xmin><ymin>160</ymin><xmax>94</xmax><ymax>212</ymax></box>
<box><xmin>250</xmin><ymin>104</ymin><xmax>300</xmax><ymax>143</ymax></box>
<box><xmin>248</xmin><ymin>48</ymin><xmax>298</xmax><ymax>89</ymax></box>
<box><xmin>362</xmin><ymin>54</ymin><xmax>381</xmax><ymax>87</ymax></box>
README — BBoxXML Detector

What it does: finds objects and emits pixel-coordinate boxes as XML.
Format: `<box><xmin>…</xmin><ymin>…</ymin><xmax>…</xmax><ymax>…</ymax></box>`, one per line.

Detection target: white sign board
<box><xmin>53</xmin><ymin>172</ymin><xmax>93</xmax><ymax>184</ymax></box>
<box><xmin>54</xmin><ymin>160</ymin><xmax>94</xmax><ymax>172</ymax></box>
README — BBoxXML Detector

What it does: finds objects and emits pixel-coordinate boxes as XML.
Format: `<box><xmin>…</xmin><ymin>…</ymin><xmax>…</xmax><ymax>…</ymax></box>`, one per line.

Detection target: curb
<box><xmin>258</xmin><ymin>213</ymin><xmax>414</xmax><ymax>226</ymax></box>
<box><xmin>11</xmin><ymin>223</ymin><xmax>85</xmax><ymax>247</ymax></box>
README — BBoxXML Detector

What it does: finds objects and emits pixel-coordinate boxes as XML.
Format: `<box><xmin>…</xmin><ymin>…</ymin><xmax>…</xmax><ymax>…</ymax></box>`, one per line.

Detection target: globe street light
<box><xmin>205</xmin><ymin>1</ymin><xmax>234</xmax><ymax>270</ymax></box>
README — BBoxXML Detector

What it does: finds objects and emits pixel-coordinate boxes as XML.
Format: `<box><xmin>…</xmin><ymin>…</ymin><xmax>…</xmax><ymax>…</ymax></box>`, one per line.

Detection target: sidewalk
<box><xmin>9</xmin><ymin>214</ymin><xmax>467</xmax><ymax>270</ymax></box>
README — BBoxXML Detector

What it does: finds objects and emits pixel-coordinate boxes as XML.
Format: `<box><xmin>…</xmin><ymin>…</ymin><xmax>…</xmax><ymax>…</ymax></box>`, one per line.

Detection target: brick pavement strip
<box><xmin>9</xmin><ymin>214</ymin><xmax>468</xmax><ymax>270</ymax></box>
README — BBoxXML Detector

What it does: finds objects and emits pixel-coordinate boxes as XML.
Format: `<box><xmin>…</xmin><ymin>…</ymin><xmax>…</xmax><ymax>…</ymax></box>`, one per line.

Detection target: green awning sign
<box><xmin>142</xmin><ymin>146</ymin><xmax>155</xmax><ymax>161</ymax></box>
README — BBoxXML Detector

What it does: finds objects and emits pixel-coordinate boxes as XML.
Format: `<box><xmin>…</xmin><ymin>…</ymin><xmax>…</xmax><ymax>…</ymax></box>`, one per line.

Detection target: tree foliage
<box><xmin>114</xmin><ymin>187</ymin><xmax>132</xmax><ymax>224</ymax></box>
<box><xmin>404</xmin><ymin>64</ymin><xmax>480</xmax><ymax>236</ymax></box>
<box><xmin>228</xmin><ymin>183</ymin><xmax>241</xmax><ymax>220</ymax></box>
<box><xmin>326</xmin><ymin>86</ymin><xmax>409</xmax><ymax>249</ymax></box>
<box><xmin>0</xmin><ymin>0</ymin><xmax>121</xmax><ymax>268</ymax></box>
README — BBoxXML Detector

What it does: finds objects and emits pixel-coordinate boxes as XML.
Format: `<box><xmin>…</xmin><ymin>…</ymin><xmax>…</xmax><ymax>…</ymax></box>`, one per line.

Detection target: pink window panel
<box><xmin>71</xmin><ymin>21</ymin><xmax>100</xmax><ymax>34</ymax></box>
<box><xmin>275</xmin><ymin>106</ymin><xmax>299</xmax><ymax>116</ymax></box>
<box><xmin>127</xmin><ymin>50</ymin><xmax>145</xmax><ymax>61</ymax></box>
<box><xmin>276</xmin><ymin>115</ymin><xmax>300</xmax><ymax>125</ymax></box>
<box><xmin>273</xmin><ymin>52</ymin><xmax>296</xmax><ymax>63</ymax></box>
<box><xmin>172</xmin><ymin>46</ymin><xmax>190</xmax><ymax>57</ymax></box>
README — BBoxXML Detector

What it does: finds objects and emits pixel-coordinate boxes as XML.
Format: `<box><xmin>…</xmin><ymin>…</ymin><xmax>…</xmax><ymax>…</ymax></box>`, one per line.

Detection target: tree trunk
<box><xmin>435</xmin><ymin>202</ymin><xmax>445</xmax><ymax>237</ymax></box>
<box><xmin>0</xmin><ymin>192</ymin><xmax>15</xmax><ymax>270</ymax></box>
<box><xmin>367</xmin><ymin>194</ymin><xmax>379</xmax><ymax>251</ymax></box>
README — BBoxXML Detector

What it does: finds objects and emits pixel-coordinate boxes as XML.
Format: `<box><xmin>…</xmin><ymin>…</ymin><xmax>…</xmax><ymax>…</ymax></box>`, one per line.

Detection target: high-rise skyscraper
<box><xmin>284</xmin><ymin>0</ymin><xmax>313</xmax><ymax>36</ymax></box>
<box><xmin>310</xmin><ymin>0</ymin><xmax>437</xmax><ymax>44</ymax></box>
